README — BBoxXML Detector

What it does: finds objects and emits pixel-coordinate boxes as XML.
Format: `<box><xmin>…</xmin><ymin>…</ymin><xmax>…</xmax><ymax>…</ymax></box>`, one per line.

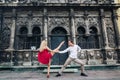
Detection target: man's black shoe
<box><xmin>81</xmin><ymin>73</ymin><xmax>88</xmax><ymax>77</ymax></box>
<box><xmin>55</xmin><ymin>73</ymin><xmax>61</xmax><ymax>77</ymax></box>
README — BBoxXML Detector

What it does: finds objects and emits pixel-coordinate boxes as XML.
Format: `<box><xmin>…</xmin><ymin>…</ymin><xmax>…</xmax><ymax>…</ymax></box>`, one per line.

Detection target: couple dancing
<box><xmin>38</xmin><ymin>40</ymin><xmax>88</xmax><ymax>78</ymax></box>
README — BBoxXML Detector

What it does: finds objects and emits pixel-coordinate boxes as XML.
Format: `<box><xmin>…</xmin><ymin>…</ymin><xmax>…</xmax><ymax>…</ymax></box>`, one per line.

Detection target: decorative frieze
<box><xmin>31</xmin><ymin>17</ymin><xmax>42</xmax><ymax>26</ymax></box>
<box><xmin>48</xmin><ymin>11</ymin><xmax>69</xmax><ymax>16</ymax></box>
<box><xmin>48</xmin><ymin>17</ymin><xmax>69</xmax><ymax>34</ymax></box>
<box><xmin>17</xmin><ymin>17</ymin><xmax>28</xmax><ymax>26</ymax></box>
<box><xmin>87</xmin><ymin>50</ymin><xmax>103</xmax><ymax>65</ymax></box>
<box><xmin>75</xmin><ymin>17</ymin><xmax>85</xmax><ymax>27</ymax></box>
<box><xmin>106</xmin><ymin>50</ymin><xmax>117</xmax><ymax>64</ymax></box>
<box><xmin>88</xmin><ymin>16</ymin><xmax>99</xmax><ymax>27</ymax></box>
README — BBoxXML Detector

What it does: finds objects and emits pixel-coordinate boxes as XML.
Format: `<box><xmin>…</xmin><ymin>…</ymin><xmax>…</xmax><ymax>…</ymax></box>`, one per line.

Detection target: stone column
<box><xmin>8</xmin><ymin>8</ymin><xmax>16</xmax><ymax>50</ymax></box>
<box><xmin>83</xmin><ymin>10</ymin><xmax>89</xmax><ymax>36</ymax></box>
<box><xmin>100</xmin><ymin>9</ymin><xmax>108</xmax><ymax>64</ymax></box>
<box><xmin>70</xmin><ymin>8</ymin><xmax>76</xmax><ymax>44</ymax></box>
<box><xmin>112</xmin><ymin>10</ymin><xmax>120</xmax><ymax>49</ymax></box>
<box><xmin>112</xmin><ymin>10</ymin><xmax>120</xmax><ymax>63</ymax></box>
<box><xmin>100</xmin><ymin>9</ymin><xmax>109</xmax><ymax>49</ymax></box>
<box><xmin>43</xmin><ymin>8</ymin><xmax>48</xmax><ymax>40</ymax></box>
<box><xmin>27</xmin><ymin>11</ymin><xmax>33</xmax><ymax>37</ymax></box>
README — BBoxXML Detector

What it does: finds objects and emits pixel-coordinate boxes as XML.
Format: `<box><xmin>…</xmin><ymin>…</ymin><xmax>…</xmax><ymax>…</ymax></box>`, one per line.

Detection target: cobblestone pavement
<box><xmin>0</xmin><ymin>70</ymin><xmax>120</xmax><ymax>80</ymax></box>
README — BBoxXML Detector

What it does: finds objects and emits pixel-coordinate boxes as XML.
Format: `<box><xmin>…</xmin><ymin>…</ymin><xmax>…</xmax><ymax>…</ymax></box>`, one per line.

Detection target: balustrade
<box><xmin>0</xmin><ymin>49</ymin><xmax>117</xmax><ymax>66</ymax></box>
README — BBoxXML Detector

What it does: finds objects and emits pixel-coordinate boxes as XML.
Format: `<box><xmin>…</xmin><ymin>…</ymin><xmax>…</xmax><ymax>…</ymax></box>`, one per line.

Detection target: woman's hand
<box><xmin>53</xmin><ymin>49</ymin><xmax>59</xmax><ymax>53</ymax></box>
<box><xmin>60</xmin><ymin>41</ymin><xmax>65</xmax><ymax>46</ymax></box>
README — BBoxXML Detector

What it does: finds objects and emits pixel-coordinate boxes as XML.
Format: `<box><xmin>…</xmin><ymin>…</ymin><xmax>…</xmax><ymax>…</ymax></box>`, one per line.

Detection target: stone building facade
<box><xmin>0</xmin><ymin>0</ymin><xmax>120</xmax><ymax>66</ymax></box>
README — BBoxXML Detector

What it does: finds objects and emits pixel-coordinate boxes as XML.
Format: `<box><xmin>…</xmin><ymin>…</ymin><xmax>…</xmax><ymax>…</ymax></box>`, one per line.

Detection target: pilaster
<box><xmin>100</xmin><ymin>9</ymin><xmax>109</xmax><ymax>49</ymax></box>
<box><xmin>43</xmin><ymin>8</ymin><xmax>48</xmax><ymax>40</ymax></box>
<box><xmin>70</xmin><ymin>8</ymin><xmax>76</xmax><ymax>44</ymax></box>
<box><xmin>100</xmin><ymin>9</ymin><xmax>108</xmax><ymax>64</ymax></box>
<box><xmin>7</xmin><ymin>8</ymin><xmax>16</xmax><ymax>50</ymax></box>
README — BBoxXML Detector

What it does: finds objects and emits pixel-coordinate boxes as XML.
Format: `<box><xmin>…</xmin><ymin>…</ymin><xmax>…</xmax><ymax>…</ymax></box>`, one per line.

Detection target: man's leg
<box><xmin>56</xmin><ymin>57</ymin><xmax>72</xmax><ymax>77</ymax></box>
<box><xmin>74</xmin><ymin>58</ymin><xmax>88</xmax><ymax>76</ymax></box>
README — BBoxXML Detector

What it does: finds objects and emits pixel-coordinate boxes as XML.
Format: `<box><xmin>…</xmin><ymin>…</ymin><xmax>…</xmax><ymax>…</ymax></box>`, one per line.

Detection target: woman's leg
<box><xmin>47</xmin><ymin>59</ymin><xmax>51</xmax><ymax>78</ymax></box>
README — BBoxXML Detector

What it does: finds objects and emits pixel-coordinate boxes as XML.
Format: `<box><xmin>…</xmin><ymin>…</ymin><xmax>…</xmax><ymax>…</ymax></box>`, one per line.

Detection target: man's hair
<box><xmin>68</xmin><ymin>40</ymin><xmax>74</xmax><ymax>44</ymax></box>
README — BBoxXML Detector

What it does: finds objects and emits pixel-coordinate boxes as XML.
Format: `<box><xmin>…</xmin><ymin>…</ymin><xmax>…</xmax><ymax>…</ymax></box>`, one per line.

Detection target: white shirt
<box><xmin>59</xmin><ymin>45</ymin><xmax>81</xmax><ymax>58</ymax></box>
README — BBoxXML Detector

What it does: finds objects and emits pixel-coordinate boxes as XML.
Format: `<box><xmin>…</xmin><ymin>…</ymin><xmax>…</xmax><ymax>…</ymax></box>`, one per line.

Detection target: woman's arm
<box><xmin>46</xmin><ymin>46</ymin><xmax>53</xmax><ymax>52</ymax></box>
<box><xmin>54</xmin><ymin>41</ymin><xmax>65</xmax><ymax>50</ymax></box>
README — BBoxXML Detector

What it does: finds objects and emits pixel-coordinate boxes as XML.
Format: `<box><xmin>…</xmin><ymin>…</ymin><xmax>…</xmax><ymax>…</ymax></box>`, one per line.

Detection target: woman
<box><xmin>38</xmin><ymin>40</ymin><xmax>64</xmax><ymax>78</ymax></box>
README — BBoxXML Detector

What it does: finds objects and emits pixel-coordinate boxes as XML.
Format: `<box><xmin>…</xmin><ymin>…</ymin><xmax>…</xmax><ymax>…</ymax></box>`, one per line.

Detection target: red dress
<box><xmin>38</xmin><ymin>49</ymin><xmax>52</xmax><ymax>64</ymax></box>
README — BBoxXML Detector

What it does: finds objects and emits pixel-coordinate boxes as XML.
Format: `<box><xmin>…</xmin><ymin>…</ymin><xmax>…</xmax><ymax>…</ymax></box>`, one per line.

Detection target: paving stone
<box><xmin>0</xmin><ymin>70</ymin><xmax>120</xmax><ymax>80</ymax></box>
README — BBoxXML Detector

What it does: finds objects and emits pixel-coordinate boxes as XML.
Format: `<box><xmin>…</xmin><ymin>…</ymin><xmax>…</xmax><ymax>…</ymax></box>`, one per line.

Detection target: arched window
<box><xmin>31</xmin><ymin>27</ymin><xmax>41</xmax><ymax>48</ymax></box>
<box><xmin>17</xmin><ymin>27</ymin><xmax>28</xmax><ymax>49</ymax></box>
<box><xmin>19</xmin><ymin>27</ymin><xmax>28</xmax><ymax>35</ymax></box>
<box><xmin>77</xmin><ymin>26</ymin><xmax>99</xmax><ymax>49</ymax></box>
<box><xmin>77</xmin><ymin>27</ymin><xmax>86</xmax><ymax>49</ymax></box>
<box><xmin>16</xmin><ymin>26</ymin><xmax>41</xmax><ymax>50</ymax></box>
<box><xmin>77</xmin><ymin>27</ymin><xmax>85</xmax><ymax>34</ymax></box>
<box><xmin>32</xmin><ymin>27</ymin><xmax>41</xmax><ymax>35</ymax></box>
<box><xmin>51</xmin><ymin>27</ymin><xmax>67</xmax><ymax>34</ymax></box>
<box><xmin>88</xmin><ymin>27</ymin><xmax>99</xmax><ymax>48</ymax></box>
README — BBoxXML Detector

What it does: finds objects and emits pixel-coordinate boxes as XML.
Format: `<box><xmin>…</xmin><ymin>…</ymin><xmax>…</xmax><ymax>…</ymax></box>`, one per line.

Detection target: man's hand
<box><xmin>53</xmin><ymin>49</ymin><xmax>59</xmax><ymax>53</ymax></box>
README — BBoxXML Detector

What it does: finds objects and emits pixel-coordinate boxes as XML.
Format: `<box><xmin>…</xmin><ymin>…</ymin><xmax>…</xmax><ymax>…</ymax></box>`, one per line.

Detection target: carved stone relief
<box><xmin>17</xmin><ymin>17</ymin><xmax>42</xmax><ymax>31</ymax></box>
<box><xmin>106</xmin><ymin>27</ymin><xmax>116</xmax><ymax>48</ymax></box>
<box><xmin>74</xmin><ymin>11</ymin><xmax>84</xmax><ymax>16</ymax></box>
<box><xmin>88</xmin><ymin>16</ymin><xmax>99</xmax><ymax>27</ymax></box>
<box><xmin>87</xmin><ymin>50</ymin><xmax>102</xmax><ymax>65</ymax></box>
<box><xmin>75</xmin><ymin>17</ymin><xmax>85</xmax><ymax>28</ymax></box>
<box><xmin>48</xmin><ymin>0</ymin><xmax>67</xmax><ymax>3</ymax></box>
<box><xmin>48</xmin><ymin>17</ymin><xmax>69</xmax><ymax>34</ymax></box>
<box><xmin>104</xmin><ymin>11</ymin><xmax>112</xmax><ymax>17</ymax></box>
<box><xmin>88</xmin><ymin>50</ymin><xmax>95</xmax><ymax>59</ymax></box>
<box><xmin>78</xmin><ymin>50</ymin><xmax>87</xmax><ymax>59</ymax></box>
<box><xmin>89</xmin><ymin>11</ymin><xmax>99</xmax><ymax>16</ymax></box>
<box><xmin>3</xmin><ymin>17</ymin><xmax>12</xmax><ymax>28</ymax></box>
<box><xmin>106</xmin><ymin>50</ymin><xmax>117</xmax><ymax>64</ymax></box>
<box><xmin>31</xmin><ymin>17</ymin><xmax>42</xmax><ymax>26</ymax></box>
<box><xmin>16</xmin><ymin>17</ymin><xmax>28</xmax><ymax>26</ymax></box>
<box><xmin>48</xmin><ymin>11</ymin><xmax>68</xmax><ymax>16</ymax></box>
<box><xmin>95</xmin><ymin>51</ymin><xmax>102</xmax><ymax>59</ymax></box>
<box><xmin>104</xmin><ymin>17</ymin><xmax>116</xmax><ymax>48</ymax></box>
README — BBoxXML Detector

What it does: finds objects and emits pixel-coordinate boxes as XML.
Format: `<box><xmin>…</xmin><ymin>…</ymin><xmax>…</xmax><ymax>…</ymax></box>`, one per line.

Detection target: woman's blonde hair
<box><xmin>39</xmin><ymin>40</ymin><xmax>47</xmax><ymax>52</ymax></box>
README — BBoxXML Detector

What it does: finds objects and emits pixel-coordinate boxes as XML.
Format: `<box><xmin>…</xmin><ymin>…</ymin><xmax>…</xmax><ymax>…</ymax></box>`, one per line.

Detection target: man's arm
<box><xmin>77</xmin><ymin>45</ymin><xmax>81</xmax><ymax>52</ymax></box>
<box><xmin>58</xmin><ymin>47</ymin><xmax>70</xmax><ymax>54</ymax></box>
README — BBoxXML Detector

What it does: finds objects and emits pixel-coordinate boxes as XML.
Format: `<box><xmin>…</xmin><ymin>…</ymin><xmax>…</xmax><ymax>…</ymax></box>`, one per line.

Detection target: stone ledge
<box><xmin>0</xmin><ymin>64</ymin><xmax>120</xmax><ymax>71</ymax></box>
<box><xmin>43</xmin><ymin>68</ymin><xmax>78</xmax><ymax>73</ymax></box>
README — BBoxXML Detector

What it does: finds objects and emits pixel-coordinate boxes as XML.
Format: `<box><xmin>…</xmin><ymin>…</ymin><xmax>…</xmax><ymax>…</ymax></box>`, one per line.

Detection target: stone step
<box><xmin>0</xmin><ymin>64</ymin><xmax>120</xmax><ymax>71</ymax></box>
<box><xmin>43</xmin><ymin>68</ymin><xmax>78</xmax><ymax>73</ymax></box>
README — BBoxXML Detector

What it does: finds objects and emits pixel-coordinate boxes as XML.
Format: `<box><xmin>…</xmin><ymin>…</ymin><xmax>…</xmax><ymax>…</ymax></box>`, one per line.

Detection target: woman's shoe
<box><xmin>47</xmin><ymin>74</ymin><xmax>50</xmax><ymax>78</ymax></box>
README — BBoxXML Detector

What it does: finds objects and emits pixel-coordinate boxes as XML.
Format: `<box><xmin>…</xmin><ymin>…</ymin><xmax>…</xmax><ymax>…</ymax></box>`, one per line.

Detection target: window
<box><xmin>77</xmin><ymin>26</ymin><xmax>99</xmax><ymax>49</ymax></box>
<box><xmin>16</xmin><ymin>26</ymin><xmax>41</xmax><ymax>50</ymax></box>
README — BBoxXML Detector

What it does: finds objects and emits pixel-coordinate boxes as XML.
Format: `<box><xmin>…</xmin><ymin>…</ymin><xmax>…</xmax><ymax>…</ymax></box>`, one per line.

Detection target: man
<box><xmin>56</xmin><ymin>40</ymin><xmax>88</xmax><ymax>77</ymax></box>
